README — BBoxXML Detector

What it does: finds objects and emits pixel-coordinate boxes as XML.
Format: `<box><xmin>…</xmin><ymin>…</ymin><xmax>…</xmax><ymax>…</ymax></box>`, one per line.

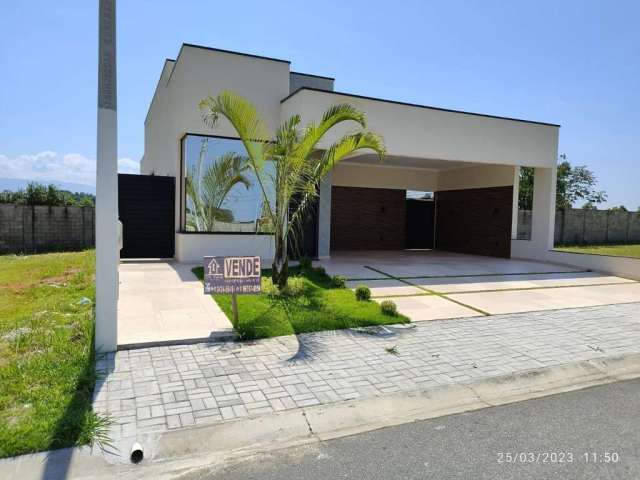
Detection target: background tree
<box><xmin>0</xmin><ymin>182</ymin><xmax>95</xmax><ymax>206</ymax></box>
<box><xmin>200</xmin><ymin>91</ymin><xmax>385</xmax><ymax>288</ymax></box>
<box><xmin>519</xmin><ymin>155</ymin><xmax>607</xmax><ymax>210</ymax></box>
<box><xmin>608</xmin><ymin>205</ymin><xmax>628</xmax><ymax>212</ymax></box>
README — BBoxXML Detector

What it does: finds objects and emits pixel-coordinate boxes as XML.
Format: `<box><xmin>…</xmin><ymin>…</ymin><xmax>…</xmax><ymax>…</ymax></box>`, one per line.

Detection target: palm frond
<box><xmin>197</xmin><ymin>91</ymin><xmax>385</xmax><ymax>286</ymax></box>
<box><xmin>296</xmin><ymin>103</ymin><xmax>368</xmax><ymax>160</ymax></box>
<box><xmin>318</xmin><ymin>131</ymin><xmax>385</xmax><ymax>177</ymax></box>
<box><xmin>199</xmin><ymin>91</ymin><xmax>278</xmax><ymax>229</ymax></box>
<box><xmin>199</xmin><ymin>91</ymin><xmax>268</xmax><ymax>169</ymax></box>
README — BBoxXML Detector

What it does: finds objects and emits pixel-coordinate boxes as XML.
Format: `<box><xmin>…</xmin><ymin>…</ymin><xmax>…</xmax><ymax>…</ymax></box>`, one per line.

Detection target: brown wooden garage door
<box><xmin>435</xmin><ymin>185</ymin><xmax>513</xmax><ymax>258</ymax></box>
<box><xmin>331</xmin><ymin>186</ymin><xmax>406</xmax><ymax>250</ymax></box>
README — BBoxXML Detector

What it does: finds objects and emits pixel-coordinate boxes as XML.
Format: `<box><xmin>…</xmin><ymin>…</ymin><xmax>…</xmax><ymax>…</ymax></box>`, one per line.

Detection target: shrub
<box><xmin>331</xmin><ymin>275</ymin><xmax>347</xmax><ymax>288</ymax></box>
<box><xmin>299</xmin><ymin>256</ymin><xmax>312</xmax><ymax>271</ymax></box>
<box><xmin>380</xmin><ymin>300</ymin><xmax>398</xmax><ymax>316</ymax></box>
<box><xmin>283</xmin><ymin>277</ymin><xmax>306</xmax><ymax>297</ymax></box>
<box><xmin>263</xmin><ymin>276</ymin><xmax>307</xmax><ymax>298</ymax></box>
<box><xmin>355</xmin><ymin>285</ymin><xmax>371</xmax><ymax>301</ymax></box>
<box><xmin>313</xmin><ymin>266</ymin><xmax>327</xmax><ymax>277</ymax></box>
<box><xmin>261</xmin><ymin>277</ymin><xmax>279</xmax><ymax>298</ymax></box>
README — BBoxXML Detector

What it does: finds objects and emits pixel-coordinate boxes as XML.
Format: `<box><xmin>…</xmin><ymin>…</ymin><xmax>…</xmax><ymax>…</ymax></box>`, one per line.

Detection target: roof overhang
<box><xmin>281</xmin><ymin>88</ymin><xmax>560</xmax><ymax>169</ymax></box>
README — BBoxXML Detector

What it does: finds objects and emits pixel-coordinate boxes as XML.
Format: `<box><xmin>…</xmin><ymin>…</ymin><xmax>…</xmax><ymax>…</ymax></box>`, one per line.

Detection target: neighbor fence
<box><xmin>518</xmin><ymin>208</ymin><xmax>640</xmax><ymax>245</ymax></box>
<box><xmin>0</xmin><ymin>204</ymin><xmax>95</xmax><ymax>254</ymax></box>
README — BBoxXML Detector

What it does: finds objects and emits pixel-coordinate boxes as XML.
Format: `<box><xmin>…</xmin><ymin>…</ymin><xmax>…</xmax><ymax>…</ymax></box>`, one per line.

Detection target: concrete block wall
<box><xmin>518</xmin><ymin>208</ymin><xmax>640</xmax><ymax>246</ymax></box>
<box><xmin>0</xmin><ymin>204</ymin><xmax>95</xmax><ymax>254</ymax></box>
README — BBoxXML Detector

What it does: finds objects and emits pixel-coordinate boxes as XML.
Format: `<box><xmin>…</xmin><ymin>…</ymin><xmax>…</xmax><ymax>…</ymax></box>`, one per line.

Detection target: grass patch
<box><xmin>0</xmin><ymin>250</ymin><xmax>103</xmax><ymax>458</ymax></box>
<box><xmin>192</xmin><ymin>265</ymin><xmax>409</xmax><ymax>339</ymax></box>
<box><xmin>555</xmin><ymin>244</ymin><xmax>640</xmax><ymax>259</ymax></box>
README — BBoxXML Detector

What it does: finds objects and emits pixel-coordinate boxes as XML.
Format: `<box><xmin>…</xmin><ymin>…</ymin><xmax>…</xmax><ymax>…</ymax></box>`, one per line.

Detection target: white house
<box><xmin>141</xmin><ymin>43</ymin><xmax>559</xmax><ymax>264</ymax></box>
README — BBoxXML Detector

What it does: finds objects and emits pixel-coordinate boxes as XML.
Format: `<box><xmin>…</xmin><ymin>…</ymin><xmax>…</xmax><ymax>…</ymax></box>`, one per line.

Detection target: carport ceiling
<box><xmin>343</xmin><ymin>154</ymin><xmax>478</xmax><ymax>171</ymax></box>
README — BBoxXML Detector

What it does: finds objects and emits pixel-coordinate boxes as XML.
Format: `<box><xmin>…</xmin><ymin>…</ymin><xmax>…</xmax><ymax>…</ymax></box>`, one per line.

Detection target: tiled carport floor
<box><xmin>322</xmin><ymin>250</ymin><xmax>640</xmax><ymax>321</ymax></box>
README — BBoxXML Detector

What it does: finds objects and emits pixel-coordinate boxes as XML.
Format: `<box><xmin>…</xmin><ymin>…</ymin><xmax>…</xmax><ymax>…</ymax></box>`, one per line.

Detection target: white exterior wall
<box><xmin>546</xmin><ymin>251</ymin><xmax>640</xmax><ymax>281</ymax></box>
<box><xmin>332</xmin><ymin>163</ymin><xmax>439</xmax><ymax>191</ymax></box>
<box><xmin>332</xmin><ymin>163</ymin><xmax>515</xmax><ymax>192</ymax></box>
<box><xmin>141</xmin><ymin>59</ymin><xmax>175</xmax><ymax>175</ymax></box>
<box><xmin>281</xmin><ymin>89</ymin><xmax>559</xmax><ymax>169</ymax></box>
<box><xmin>436</xmin><ymin>164</ymin><xmax>515</xmax><ymax>191</ymax></box>
<box><xmin>143</xmin><ymin>46</ymin><xmax>290</xmax><ymax>260</ymax></box>
<box><xmin>176</xmin><ymin>233</ymin><xmax>275</xmax><ymax>264</ymax></box>
<box><xmin>511</xmin><ymin>167</ymin><xmax>558</xmax><ymax>261</ymax></box>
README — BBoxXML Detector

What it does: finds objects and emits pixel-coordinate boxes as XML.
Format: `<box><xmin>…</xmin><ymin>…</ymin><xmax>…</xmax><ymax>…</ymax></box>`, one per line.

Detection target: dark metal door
<box><xmin>405</xmin><ymin>199</ymin><xmax>435</xmax><ymax>249</ymax></box>
<box><xmin>118</xmin><ymin>174</ymin><xmax>175</xmax><ymax>258</ymax></box>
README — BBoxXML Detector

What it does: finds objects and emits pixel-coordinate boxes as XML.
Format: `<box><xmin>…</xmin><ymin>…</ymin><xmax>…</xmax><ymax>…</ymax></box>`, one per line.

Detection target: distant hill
<box><xmin>0</xmin><ymin>178</ymin><xmax>95</xmax><ymax>195</ymax></box>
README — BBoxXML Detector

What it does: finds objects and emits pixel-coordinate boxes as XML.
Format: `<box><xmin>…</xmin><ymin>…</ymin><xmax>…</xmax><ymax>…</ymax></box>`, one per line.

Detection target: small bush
<box><xmin>283</xmin><ymin>277</ymin><xmax>306</xmax><ymax>297</ymax></box>
<box><xmin>261</xmin><ymin>277</ymin><xmax>279</xmax><ymax>298</ymax></box>
<box><xmin>313</xmin><ymin>266</ymin><xmax>327</xmax><ymax>277</ymax></box>
<box><xmin>355</xmin><ymin>285</ymin><xmax>371</xmax><ymax>301</ymax></box>
<box><xmin>332</xmin><ymin>275</ymin><xmax>347</xmax><ymax>288</ymax></box>
<box><xmin>263</xmin><ymin>276</ymin><xmax>307</xmax><ymax>298</ymax></box>
<box><xmin>299</xmin><ymin>256</ymin><xmax>312</xmax><ymax>271</ymax></box>
<box><xmin>380</xmin><ymin>300</ymin><xmax>398</xmax><ymax>316</ymax></box>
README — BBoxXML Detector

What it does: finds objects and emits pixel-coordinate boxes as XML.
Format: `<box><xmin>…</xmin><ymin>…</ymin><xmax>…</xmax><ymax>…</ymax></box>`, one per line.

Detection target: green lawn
<box><xmin>555</xmin><ymin>244</ymin><xmax>640</xmax><ymax>259</ymax></box>
<box><xmin>0</xmin><ymin>250</ymin><xmax>104</xmax><ymax>459</ymax></box>
<box><xmin>192</xmin><ymin>266</ymin><xmax>409</xmax><ymax>339</ymax></box>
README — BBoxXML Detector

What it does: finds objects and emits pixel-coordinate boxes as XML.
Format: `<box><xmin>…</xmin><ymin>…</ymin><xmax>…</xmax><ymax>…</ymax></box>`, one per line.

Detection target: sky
<box><xmin>1</xmin><ymin>0</ymin><xmax>638</xmax><ymax>209</ymax></box>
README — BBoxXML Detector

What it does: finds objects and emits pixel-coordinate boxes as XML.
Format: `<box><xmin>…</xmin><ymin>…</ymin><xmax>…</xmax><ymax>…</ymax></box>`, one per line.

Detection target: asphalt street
<box><xmin>182</xmin><ymin>379</ymin><xmax>640</xmax><ymax>480</ymax></box>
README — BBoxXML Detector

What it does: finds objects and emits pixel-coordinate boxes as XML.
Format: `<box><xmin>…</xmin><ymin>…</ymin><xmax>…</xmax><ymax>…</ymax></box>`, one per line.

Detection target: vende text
<box><xmin>224</xmin><ymin>257</ymin><xmax>260</xmax><ymax>279</ymax></box>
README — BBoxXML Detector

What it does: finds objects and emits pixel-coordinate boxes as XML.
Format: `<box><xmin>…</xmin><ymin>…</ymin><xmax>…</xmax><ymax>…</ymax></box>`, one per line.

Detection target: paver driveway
<box><xmin>320</xmin><ymin>250</ymin><xmax>640</xmax><ymax>321</ymax></box>
<box><xmin>94</xmin><ymin>303</ymin><xmax>640</xmax><ymax>446</ymax></box>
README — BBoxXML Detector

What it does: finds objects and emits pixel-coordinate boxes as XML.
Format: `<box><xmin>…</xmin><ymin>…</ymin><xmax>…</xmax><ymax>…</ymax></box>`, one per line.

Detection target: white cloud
<box><xmin>0</xmin><ymin>151</ymin><xmax>140</xmax><ymax>186</ymax></box>
<box><xmin>117</xmin><ymin>157</ymin><xmax>140</xmax><ymax>174</ymax></box>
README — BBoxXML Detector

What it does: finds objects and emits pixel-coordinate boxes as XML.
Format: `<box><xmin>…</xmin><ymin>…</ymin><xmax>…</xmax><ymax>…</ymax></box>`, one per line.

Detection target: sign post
<box><xmin>231</xmin><ymin>294</ymin><xmax>239</xmax><ymax>324</ymax></box>
<box><xmin>204</xmin><ymin>256</ymin><xmax>262</xmax><ymax>323</ymax></box>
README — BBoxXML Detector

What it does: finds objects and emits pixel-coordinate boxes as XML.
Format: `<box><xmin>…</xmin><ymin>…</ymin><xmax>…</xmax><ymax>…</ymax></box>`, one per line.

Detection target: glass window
<box><xmin>182</xmin><ymin>135</ymin><xmax>275</xmax><ymax>233</ymax></box>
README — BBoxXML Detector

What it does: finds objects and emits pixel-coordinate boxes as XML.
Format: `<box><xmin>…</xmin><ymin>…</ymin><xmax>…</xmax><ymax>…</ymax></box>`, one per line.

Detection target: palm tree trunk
<box><xmin>272</xmin><ymin>229</ymin><xmax>288</xmax><ymax>289</ymax></box>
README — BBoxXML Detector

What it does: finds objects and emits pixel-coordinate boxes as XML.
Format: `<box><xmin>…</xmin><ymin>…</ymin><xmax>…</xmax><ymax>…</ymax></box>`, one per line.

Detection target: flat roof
<box><xmin>290</xmin><ymin>71</ymin><xmax>335</xmax><ymax>80</ymax></box>
<box><xmin>181</xmin><ymin>43</ymin><xmax>291</xmax><ymax>64</ymax></box>
<box><xmin>282</xmin><ymin>87</ymin><xmax>560</xmax><ymax>128</ymax></box>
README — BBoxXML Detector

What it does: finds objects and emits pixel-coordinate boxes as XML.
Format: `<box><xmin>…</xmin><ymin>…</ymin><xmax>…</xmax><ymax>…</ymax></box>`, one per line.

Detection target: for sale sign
<box><xmin>204</xmin><ymin>256</ymin><xmax>261</xmax><ymax>295</ymax></box>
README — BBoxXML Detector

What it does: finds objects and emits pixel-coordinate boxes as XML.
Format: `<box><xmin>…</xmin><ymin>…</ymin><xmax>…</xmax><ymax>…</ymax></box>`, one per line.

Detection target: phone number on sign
<box><xmin>497</xmin><ymin>452</ymin><xmax>620</xmax><ymax>464</ymax></box>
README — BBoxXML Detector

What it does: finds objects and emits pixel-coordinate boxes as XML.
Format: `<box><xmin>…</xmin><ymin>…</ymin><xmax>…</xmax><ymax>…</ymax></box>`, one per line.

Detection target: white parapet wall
<box><xmin>175</xmin><ymin>233</ymin><xmax>275</xmax><ymax>264</ymax></box>
<box><xmin>546</xmin><ymin>250</ymin><xmax>640</xmax><ymax>281</ymax></box>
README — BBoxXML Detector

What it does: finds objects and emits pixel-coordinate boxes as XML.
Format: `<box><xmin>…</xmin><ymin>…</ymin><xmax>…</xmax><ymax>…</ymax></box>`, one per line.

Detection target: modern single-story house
<box><xmin>137</xmin><ymin>43</ymin><xmax>560</xmax><ymax>264</ymax></box>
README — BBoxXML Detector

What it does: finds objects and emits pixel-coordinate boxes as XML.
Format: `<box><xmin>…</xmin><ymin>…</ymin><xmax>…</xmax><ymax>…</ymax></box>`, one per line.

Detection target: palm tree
<box><xmin>185</xmin><ymin>137</ymin><xmax>252</xmax><ymax>231</ymax></box>
<box><xmin>199</xmin><ymin>91</ymin><xmax>385</xmax><ymax>288</ymax></box>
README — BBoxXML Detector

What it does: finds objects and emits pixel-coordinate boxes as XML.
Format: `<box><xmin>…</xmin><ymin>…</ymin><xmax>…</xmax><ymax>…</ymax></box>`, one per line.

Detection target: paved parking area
<box><xmin>94</xmin><ymin>302</ymin><xmax>640</xmax><ymax>444</ymax></box>
<box><xmin>321</xmin><ymin>251</ymin><xmax>640</xmax><ymax>321</ymax></box>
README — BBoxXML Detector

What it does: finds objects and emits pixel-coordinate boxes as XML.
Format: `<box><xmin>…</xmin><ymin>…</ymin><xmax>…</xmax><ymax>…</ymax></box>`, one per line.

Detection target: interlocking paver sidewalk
<box><xmin>94</xmin><ymin>303</ymin><xmax>640</xmax><ymax>443</ymax></box>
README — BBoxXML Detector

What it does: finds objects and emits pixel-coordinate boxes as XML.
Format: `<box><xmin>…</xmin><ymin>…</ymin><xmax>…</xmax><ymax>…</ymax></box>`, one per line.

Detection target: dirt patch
<box><xmin>2</xmin><ymin>268</ymin><xmax>81</xmax><ymax>293</ymax></box>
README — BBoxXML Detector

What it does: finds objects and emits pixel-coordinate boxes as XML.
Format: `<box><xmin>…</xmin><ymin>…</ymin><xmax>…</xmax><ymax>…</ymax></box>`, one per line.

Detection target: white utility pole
<box><xmin>95</xmin><ymin>0</ymin><xmax>119</xmax><ymax>352</ymax></box>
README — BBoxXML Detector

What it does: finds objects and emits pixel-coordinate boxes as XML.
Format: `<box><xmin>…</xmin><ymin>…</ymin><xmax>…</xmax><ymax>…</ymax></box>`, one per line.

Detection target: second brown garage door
<box><xmin>330</xmin><ymin>186</ymin><xmax>406</xmax><ymax>250</ymax></box>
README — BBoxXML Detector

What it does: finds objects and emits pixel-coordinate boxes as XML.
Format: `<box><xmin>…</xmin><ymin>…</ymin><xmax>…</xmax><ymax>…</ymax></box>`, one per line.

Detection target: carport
<box><xmin>328</xmin><ymin>159</ymin><xmax>515</xmax><ymax>258</ymax></box>
<box><xmin>281</xmin><ymin>88</ymin><xmax>561</xmax><ymax>263</ymax></box>
<box><xmin>318</xmin><ymin>250</ymin><xmax>640</xmax><ymax>321</ymax></box>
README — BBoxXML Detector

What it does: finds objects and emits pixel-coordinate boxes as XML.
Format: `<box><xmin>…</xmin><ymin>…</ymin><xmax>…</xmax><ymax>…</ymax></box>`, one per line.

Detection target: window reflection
<box><xmin>183</xmin><ymin>135</ymin><xmax>274</xmax><ymax>233</ymax></box>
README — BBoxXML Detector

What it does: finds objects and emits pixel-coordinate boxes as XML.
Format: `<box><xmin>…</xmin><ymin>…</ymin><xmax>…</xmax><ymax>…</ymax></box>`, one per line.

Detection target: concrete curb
<box><xmin>2</xmin><ymin>353</ymin><xmax>640</xmax><ymax>479</ymax></box>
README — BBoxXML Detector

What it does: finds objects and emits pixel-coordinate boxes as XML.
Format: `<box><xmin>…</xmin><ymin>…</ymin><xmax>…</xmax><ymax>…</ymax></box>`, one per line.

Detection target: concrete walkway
<box><xmin>95</xmin><ymin>302</ymin><xmax>640</xmax><ymax>448</ymax></box>
<box><xmin>117</xmin><ymin>261</ymin><xmax>233</xmax><ymax>348</ymax></box>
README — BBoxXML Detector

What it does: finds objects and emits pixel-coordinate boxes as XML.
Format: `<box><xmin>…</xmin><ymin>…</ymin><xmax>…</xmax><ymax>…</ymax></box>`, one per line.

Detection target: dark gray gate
<box><xmin>405</xmin><ymin>199</ymin><xmax>435</xmax><ymax>249</ymax></box>
<box><xmin>118</xmin><ymin>174</ymin><xmax>175</xmax><ymax>258</ymax></box>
